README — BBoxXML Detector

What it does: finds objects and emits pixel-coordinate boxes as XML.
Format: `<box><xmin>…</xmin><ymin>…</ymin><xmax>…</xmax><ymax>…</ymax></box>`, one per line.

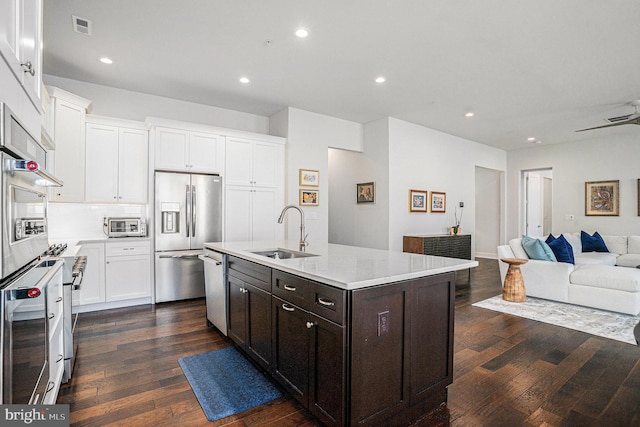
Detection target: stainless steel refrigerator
<box><xmin>154</xmin><ymin>171</ymin><xmax>222</xmax><ymax>302</ymax></box>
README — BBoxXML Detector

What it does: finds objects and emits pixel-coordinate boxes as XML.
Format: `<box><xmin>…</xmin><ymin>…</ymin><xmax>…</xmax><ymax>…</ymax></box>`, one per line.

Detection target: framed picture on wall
<box><xmin>300</xmin><ymin>189</ymin><xmax>319</xmax><ymax>206</ymax></box>
<box><xmin>299</xmin><ymin>169</ymin><xmax>319</xmax><ymax>186</ymax></box>
<box><xmin>430</xmin><ymin>191</ymin><xmax>446</xmax><ymax>213</ymax></box>
<box><xmin>356</xmin><ymin>182</ymin><xmax>375</xmax><ymax>203</ymax></box>
<box><xmin>409</xmin><ymin>189</ymin><xmax>428</xmax><ymax>212</ymax></box>
<box><xmin>585</xmin><ymin>180</ymin><xmax>619</xmax><ymax>216</ymax></box>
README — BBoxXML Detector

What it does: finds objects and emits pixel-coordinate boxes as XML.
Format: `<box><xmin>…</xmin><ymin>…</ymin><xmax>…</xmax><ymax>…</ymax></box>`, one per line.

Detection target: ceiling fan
<box><xmin>575</xmin><ymin>100</ymin><xmax>640</xmax><ymax>132</ymax></box>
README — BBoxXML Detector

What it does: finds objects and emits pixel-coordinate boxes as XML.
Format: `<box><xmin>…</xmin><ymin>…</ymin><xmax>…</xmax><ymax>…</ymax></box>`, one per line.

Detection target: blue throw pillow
<box><xmin>546</xmin><ymin>234</ymin><xmax>575</xmax><ymax>264</ymax></box>
<box><xmin>521</xmin><ymin>235</ymin><xmax>557</xmax><ymax>261</ymax></box>
<box><xmin>581</xmin><ymin>231</ymin><xmax>609</xmax><ymax>253</ymax></box>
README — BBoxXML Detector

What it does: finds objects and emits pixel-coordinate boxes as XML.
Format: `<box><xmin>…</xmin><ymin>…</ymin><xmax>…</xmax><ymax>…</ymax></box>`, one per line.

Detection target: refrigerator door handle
<box><xmin>185</xmin><ymin>184</ymin><xmax>191</xmax><ymax>238</ymax></box>
<box><xmin>192</xmin><ymin>185</ymin><xmax>197</xmax><ymax>237</ymax></box>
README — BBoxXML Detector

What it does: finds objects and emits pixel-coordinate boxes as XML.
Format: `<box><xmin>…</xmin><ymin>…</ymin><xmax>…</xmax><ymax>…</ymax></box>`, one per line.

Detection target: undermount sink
<box><xmin>249</xmin><ymin>248</ymin><xmax>318</xmax><ymax>260</ymax></box>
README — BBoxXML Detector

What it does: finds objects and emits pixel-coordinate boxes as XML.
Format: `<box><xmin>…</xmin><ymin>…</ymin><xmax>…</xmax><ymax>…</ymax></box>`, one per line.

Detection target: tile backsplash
<box><xmin>48</xmin><ymin>203</ymin><xmax>149</xmax><ymax>239</ymax></box>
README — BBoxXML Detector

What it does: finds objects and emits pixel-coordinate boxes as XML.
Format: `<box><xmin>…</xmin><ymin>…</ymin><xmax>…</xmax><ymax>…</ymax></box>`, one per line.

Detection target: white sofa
<box><xmin>497</xmin><ymin>233</ymin><xmax>640</xmax><ymax>315</ymax></box>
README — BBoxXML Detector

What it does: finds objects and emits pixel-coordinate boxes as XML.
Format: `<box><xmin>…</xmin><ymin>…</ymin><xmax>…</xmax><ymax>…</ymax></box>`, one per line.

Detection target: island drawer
<box><xmin>227</xmin><ymin>256</ymin><xmax>271</xmax><ymax>292</ymax></box>
<box><xmin>309</xmin><ymin>282</ymin><xmax>346</xmax><ymax>325</ymax></box>
<box><xmin>272</xmin><ymin>270</ymin><xmax>310</xmax><ymax>307</ymax></box>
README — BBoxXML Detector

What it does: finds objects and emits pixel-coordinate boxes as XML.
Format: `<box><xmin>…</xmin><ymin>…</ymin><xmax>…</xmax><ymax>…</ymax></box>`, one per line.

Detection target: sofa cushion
<box><xmin>562</xmin><ymin>233</ymin><xmax>582</xmax><ymax>256</ymax></box>
<box><xmin>581</xmin><ymin>231</ymin><xmax>609</xmax><ymax>252</ymax></box>
<box><xmin>508</xmin><ymin>238</ymin><xmax>529</xmax><ymax>259</ymax></box>
<box><xmin>570</xmin><ymin>265</ymin><xmax>640</xmax><ymax>292</ymax></box>
<box><xmin>615</xmin><ymin>254</ymin><xmax>640</xmax><ymax>268</ymax></box>
<box><xmin>574</xmin><ymin>252</ymin><xmax>617</xmax><ymax>265</ymax></box>
<box><xmin>522</xmin><ymin>236</ymin><xmax>557</xmax><ymax>261</ymax></box>
<box><xmin>546</xmin><ymin>234</ymin><xmax>575</xmax><ymax>264</ymax></box>
<box><xmin>602</xmin><ymin>235</ymin><xmax>627</xmax><ymax>255</ymax></box>
<box><xmin>629</xmin><ymin>236</ymin><xmax>640</xmax><ymax>254</ymax></box>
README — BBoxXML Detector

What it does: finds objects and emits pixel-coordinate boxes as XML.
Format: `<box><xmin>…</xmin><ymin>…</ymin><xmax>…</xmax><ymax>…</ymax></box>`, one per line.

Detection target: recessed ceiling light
<box><xmin>99</xmin><ymin>57</ymin><xmax>113</xmax><ymax>64</ymax></box>
<box><xmin>527</xmin><ymin>137</ymin><xmax>536</xmax><ymax>141</ymax></box>
<box><xmin>465</xmin><ymin>112</ymin><xmax>474</xmax><ymax>117</ymax></box>
<box><xmin>295</xmin><ymin>28</ymin><xmax>309</xmax><ymax>38</ymax></box>
<box><xmin>239</xmin><ymin>77</ymin><xmax>250</xmax><ymax>84</ymax></box>
<box><xmin>374</xmin><ymin>76</ymin><xmax>386</xmax><ymax>84</ymax></box>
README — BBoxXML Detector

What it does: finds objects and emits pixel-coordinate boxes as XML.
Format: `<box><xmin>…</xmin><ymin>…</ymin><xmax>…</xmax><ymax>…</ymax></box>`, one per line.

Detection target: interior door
<box><xmin>525</xmin><ymin>172</ymin><xmax>543</xmax><ymax>238</ymax></box>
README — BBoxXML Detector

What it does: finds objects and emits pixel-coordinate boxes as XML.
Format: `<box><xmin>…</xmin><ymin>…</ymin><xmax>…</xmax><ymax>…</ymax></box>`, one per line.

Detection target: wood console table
<box><xmin>403</xmin><ymin>234</ymin><xmax>472</xmax><ymax>286</ymax></box>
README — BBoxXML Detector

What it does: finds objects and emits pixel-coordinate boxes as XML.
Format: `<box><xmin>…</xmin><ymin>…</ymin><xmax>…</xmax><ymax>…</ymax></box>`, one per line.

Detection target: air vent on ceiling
<box><xmin>607</xmin><ymin>114</ymin><xmax>632</xmax><ymax>123</ymax></box>
<box><xmin>72</xmin><ymin>15</ymin><xmax>92</xmax><ymax>36</ymax></box>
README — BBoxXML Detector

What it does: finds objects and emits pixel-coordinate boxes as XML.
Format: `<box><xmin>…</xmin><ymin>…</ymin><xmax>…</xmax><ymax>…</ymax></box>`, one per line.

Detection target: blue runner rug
<box><xmin>178</xmin><ymin>346</ymin><xmax>283</xmax><ymax>421</ymax></box>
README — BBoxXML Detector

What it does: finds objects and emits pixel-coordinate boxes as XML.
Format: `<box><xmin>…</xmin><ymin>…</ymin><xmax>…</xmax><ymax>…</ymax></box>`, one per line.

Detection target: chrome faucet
<box><xmin>277</xmin><ymin>205</ymin><xmax>308</xmax><ymax>251</ymax></box>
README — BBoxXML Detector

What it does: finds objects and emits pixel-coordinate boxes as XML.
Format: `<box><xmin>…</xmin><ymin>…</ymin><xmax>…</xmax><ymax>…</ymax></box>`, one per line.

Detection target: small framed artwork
<box><xmin>430</xmin><ymin>191</ymin><xmax>446</xmax><ymax>213</ymax></box>
<box><xmin>409</xmin><ymin>189</ymin><xmax>428</xmax><ymax>212</ymax></box>
<box><xmin>585</xmin><ymin>180</ymin><xmax>619</xmax><ymax>216</ymax></box>
<box><xmin>356</xmin><ymin>182</ymin><xmax>375</xmax><ymax>203</ymax></box>
<box><xmin>299</xmin><ymin>169</ymin><xmax>319</xmax><ymax>187</ymax></box>
<box><xmin>299</xmin><ymin>189</ymin><xmax>319</xmax><ymax>206</ymax></box>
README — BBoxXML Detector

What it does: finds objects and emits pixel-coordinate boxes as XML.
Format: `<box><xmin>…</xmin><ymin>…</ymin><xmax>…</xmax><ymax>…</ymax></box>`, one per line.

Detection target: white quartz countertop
<box><xmin>204</xmin><ymin>240</ymin><xmax>478</xmax><ymax>290</ymax></box>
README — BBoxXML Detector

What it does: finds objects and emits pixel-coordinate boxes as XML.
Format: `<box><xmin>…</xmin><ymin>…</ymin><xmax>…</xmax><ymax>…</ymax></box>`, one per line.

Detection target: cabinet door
<box><xmin>252</xmin><ymin>142</ymin><xmax>279</xmax><ymax>188</ymax></box>
<box><xmin>246</xmin><ymin>284</ymin><xmax>272</xmax><ymax>370</ymax></box>
<box><xmin>225</xmin><ymin>137</ymin><xmax>253</xmax><ymax>186</ymax></box>
<box><xmin>309</xmin><ymin>314</ymin><xmax>346</xmax><ymax>427</ymax></box>
<box><xmin>118</xmin><ymin>128</ymin><xmax>148</xmax><ymax>203</ymax></box>
<box><xmin>189</xmin><ymin>132</ymin><xmax>221</xmax><ymax>173</ymax></box>
<box><xmin>105</xmin><ymin>254</ymin><xmax>151</xmax><ymax>301</ymax></box>
<box><xmin>227</xmin><ymin>275</ymin><xmax>248</xmax><ymax>346</ymax></box>
<box><xmin>224</xmin><ymin>186</ymin><xmax>252</xmax><ymax>241</ymax></box>
<box><xmin>272</xmin><ymin>296</ymin><xmax>310</xmax><ymax>406</ymax></box>
<box><xmin>154</xmin><ymin>127</ymin><xmax>188</xmax><ymax>171</ymax></box>
<box><xmin>252</xmin><ymin>188</ymin><xmax>278</xmax><ymax>241</ymax></box>
<box><xmin>52</xmin><ymin>99</ymin><xmax>86</xmax><ymax>202</ymax></box>
<box><xmin>18</xmin><ymin>0</ymin><xmax>41</xmax><ymax>106</ymax></box>
<box><xmin>77</xmin><ymin>243</ymin><xmax>106</xmax><ymax>306</ymax></box>
<box><xmin>85</xmin><ymin>123</ymin><xmax>119</xmax><ymax>202</ymax></box>
<box><xmin>0</xmin><ymin>0</ymin><xmax>20</xmax><ymax>79</ymax></box>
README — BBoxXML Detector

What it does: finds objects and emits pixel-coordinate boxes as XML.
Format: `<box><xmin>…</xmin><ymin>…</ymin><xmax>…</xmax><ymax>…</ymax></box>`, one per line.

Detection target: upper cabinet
<box><xmin>0</xmin><ymin>0</ymin><xmax>42</xmax><ymax>110</ymax></box>
<box><xmin>85</xmin><ymin>116</ymin><xmax>149</xmax><ymax>204</ymax></box>
<box><xmin>48</xmin><ymin>88</ymin><xmax>92</xmax><ymax>202</ymax></box>
<box><xmin>153</xmin><ymin>126</ymin><xmax>223</xmax><ymax>173</ymax></box>
<box><xmin>225</xmin><ymin>137</ymin><xmax>281</xmax><ymax>188</ymax></box>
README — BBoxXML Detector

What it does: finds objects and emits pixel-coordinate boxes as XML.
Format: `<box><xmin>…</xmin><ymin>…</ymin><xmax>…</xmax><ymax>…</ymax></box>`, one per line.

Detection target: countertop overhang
<box><xmin>204</xmin><ymin>241</ymin><xmax>478</xmax><ymax>290</ymax></box>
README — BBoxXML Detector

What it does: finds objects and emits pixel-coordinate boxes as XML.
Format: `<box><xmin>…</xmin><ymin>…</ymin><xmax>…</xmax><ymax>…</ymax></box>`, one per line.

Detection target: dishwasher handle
<box><xmin>198</xmin><ymin>254</ymin><xmax>222</xmax><ymax>266</ymax></box>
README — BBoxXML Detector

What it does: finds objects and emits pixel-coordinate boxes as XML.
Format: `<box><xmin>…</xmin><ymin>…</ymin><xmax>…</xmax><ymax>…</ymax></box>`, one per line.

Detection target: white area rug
<box><xmin>472</xmin><ymin>295</ymin><xmax>639</xmax><ymax>345</ymax></box>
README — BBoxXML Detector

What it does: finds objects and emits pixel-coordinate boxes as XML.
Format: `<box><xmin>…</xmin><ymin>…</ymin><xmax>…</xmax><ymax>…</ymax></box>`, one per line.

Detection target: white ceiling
<box><xmin>43</xmin><ymin>0</ymin><xmax>640</xmax><ymax>151</ymax></box>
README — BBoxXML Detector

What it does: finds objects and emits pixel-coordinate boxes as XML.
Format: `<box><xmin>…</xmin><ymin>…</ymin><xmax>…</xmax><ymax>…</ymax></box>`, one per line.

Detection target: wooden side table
<box><xmin>500</xmin><ymin>258</ymin><xmax>528</xmax><ymax>302</ymax></box>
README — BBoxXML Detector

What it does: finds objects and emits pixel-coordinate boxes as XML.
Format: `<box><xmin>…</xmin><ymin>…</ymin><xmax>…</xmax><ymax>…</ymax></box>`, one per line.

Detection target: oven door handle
<box><xmin>9</xmin><ymin>258</ymin><xmax>64</xmax><ymax>299</ymax></box>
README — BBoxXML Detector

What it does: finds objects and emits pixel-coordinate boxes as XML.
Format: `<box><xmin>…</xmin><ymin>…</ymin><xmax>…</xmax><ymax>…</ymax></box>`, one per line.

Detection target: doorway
<box><xmin>522</xmin><ymin>169</ymin><xmax>553</xmax><ymax>237</ymax></box>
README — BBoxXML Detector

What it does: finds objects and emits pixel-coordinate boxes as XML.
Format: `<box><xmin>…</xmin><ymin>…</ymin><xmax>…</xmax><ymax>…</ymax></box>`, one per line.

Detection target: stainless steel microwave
<box><xmin>103</xmin><ymin>217</ymin><xmax>147</xmax><ymax>237</ymax></box>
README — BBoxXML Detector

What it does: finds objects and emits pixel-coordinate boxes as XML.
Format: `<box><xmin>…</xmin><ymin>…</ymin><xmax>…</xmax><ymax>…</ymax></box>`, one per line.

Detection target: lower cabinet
<box><xmin>225</xmin><ymin>255</ymin><xmax>454</xmax><ymax>427</ymax></box>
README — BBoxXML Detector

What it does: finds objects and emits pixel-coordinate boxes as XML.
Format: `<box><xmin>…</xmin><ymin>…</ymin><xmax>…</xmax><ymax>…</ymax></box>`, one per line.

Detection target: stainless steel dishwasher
<box><xmin>199</xmin><ymin>248</ymin><xmax>227</xmax><ymax>335</ymax></box>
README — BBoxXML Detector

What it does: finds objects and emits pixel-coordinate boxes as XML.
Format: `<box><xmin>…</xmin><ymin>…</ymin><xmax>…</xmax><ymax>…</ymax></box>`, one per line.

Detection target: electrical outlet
<box><xmin>564</xmin><ymin>214</ymin><xmax>575</xmax><ymax>221</ymax></box>
<box><xmin>377</xmin><ymin>311</ymin><xmax>389</xmax><ymax>336</ymax></box>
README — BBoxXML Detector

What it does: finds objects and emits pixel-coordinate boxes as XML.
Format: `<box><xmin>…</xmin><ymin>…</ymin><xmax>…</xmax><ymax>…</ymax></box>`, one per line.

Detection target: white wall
<box><xmin>475</xmin><ymin>166</ymin><xmax>502</xmax><ymax>258</ymax></box>
<box><xmin>270</xmin><ymin>107</ymin><xmax>363</xmax><ymax>246</ymax></box>
<box><xmin>44</xmin><ymin>75</ymin><xmax>270</xmax><ymax>134</ymax></box>
<box><xmin>48</xmin><ymin>203</ymin><xmax>147</xmax><ymax>240</ymax></box>
<box><xmin>506</xmin><ymin>133</ymin><xmax>640</xmax><ymax>240</ymax></box>
<box><xmin>387</xmin><ymin>118</ymin><xmax>506</xmax><ymax>253</ymax></box>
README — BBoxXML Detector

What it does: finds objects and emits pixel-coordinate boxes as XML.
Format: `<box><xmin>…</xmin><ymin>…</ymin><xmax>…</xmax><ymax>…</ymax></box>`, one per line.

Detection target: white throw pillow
<box><xmin>508</xmin><ymin>238</ymin><xmax>529</xmax><ymax>259</ymax></box>
<box><xmin>563</xmin><ymin>233</ymin><xmax>581</xmax><ymax>255</ymax></box>
<box><xmin>629</xmin><ymin>236</ymin><xmax>640</xmax><ymax>254</ymax></box>
<box><xmin>602</xmin><ymin>235</ymin><xmax>627</xmax><ymax>255</ymax></box>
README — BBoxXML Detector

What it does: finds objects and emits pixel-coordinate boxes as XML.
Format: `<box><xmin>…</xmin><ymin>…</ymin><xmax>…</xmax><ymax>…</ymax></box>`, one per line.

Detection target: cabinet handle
<box><xmin>282</xmin><ymin>303</ymin><xmax>295</xmax><ymax>312</ymax></box>
<box><xmin>57</xmin><ymin>354</ymin><xmax>64</xmax><ymax>363</ymax></box>
<box><xmin>317</xmin><ymin>297</ymin><xmax>335</xmax><ymax>307</ymax></box>
<box><xmin>283</xmin><ymin>284</ymin><xmax>297</xmax><ymax>292</ymax></box>
<box><xmin>55</xmin><ymin>297</ymin><xmax>62</xmax><ymax>303</ymax></box>
<box><xmin>239</xmin><ymin>287</ymin><xmax>248</xmax><ymax>294</ymax></box>
<box><xmin>306</xmin><ymin>321</ymin><xmax>315</xmax><ymax>329</ymax></box>
<box><xmin>46</xmin><ymin>381</ymin><xmax>55</xmax><ymax>393</ymax></box>
<box><xmin>48</xmin><ymin>313</ymin><xmax>55</xmax><ymax>319</ymax></box>
<box><xmin>21</xmin><ymin>61</ymin><xmax>35</xmax><ymax>76</ymax></box>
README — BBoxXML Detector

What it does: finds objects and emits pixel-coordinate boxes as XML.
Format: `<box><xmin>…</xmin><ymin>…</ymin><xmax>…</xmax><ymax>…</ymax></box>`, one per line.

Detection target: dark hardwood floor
<box><xmin>58</xmin><ymin>259</ymin><xmax>640</xmax><ymax>426</ymax></box>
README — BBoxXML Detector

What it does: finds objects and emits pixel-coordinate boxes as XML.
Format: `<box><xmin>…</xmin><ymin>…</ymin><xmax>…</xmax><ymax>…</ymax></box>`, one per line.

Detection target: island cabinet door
<box><xmin>227</xmin><ymin>275</ymin><xmax>272</xmax><ymax>370</ymax></box>
<box><xmin>272</xmin><ymin>296</ymin><xmax>310</xmax><ymax>405</ymax></box>
<box><xmin>408</xmin><ymin>273</ymin><xmax>455</xmax><ymax>405</ymax></box>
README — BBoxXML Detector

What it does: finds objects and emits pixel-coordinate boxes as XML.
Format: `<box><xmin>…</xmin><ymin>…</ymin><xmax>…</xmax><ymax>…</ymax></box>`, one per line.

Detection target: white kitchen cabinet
<box><xmin>154</xmin><ymin>126</ymin><xmax>223</xmax><ymax>173</ymax></box>
<box><xmin>225</xmin><ymin>186</ymin><xmax>280</xmax><ymax>242</ymax></box>
<box><xmin>76</xmin><ymin>243</ymin><xmax>106</xmax><ymax>306</ymax></box>
<box><xmin>48</xmin><ymin>87</ymin><xmax>92</xmax><ymax>202</ymax></box>
<box><xmin>85</xmin><ymin>117</ymin><xmax>148</xmax><ymax>203</ymax></box>
<box><xmin>225</xmin><ymin>137</ymin><xmax>280</xmax><ymax>188</ymax></box>
<box><xmin>105</xmin><ymin>241</ymin><xmax>151</xmax><ymax>302</ymax></box>
<box><xmin>0</xmin><ymin>0</ymin><xmax>42</xmax><ymax>110</ymax></box>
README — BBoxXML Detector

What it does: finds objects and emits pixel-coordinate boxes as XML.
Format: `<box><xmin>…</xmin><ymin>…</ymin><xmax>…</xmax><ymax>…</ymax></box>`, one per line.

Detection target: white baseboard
<box><xmin>475</xmin><ymin>252</ymin><xmax>497</xmax><ymax>259</ymax></box>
